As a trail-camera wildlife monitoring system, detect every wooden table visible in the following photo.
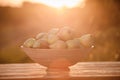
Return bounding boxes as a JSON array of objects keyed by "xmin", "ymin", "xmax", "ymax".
[{"xmin": 0, "ymin": 62, "xmax": 120, "ymax": 80}]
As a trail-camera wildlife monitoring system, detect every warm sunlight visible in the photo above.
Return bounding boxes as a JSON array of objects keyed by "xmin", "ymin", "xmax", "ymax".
[{"xmin": 27, "ymin": 0, "xmax": 85, "ymax": 8}]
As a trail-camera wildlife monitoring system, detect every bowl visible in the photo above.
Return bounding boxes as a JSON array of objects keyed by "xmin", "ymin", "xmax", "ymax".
[{"xmin": 21, "ymin": 46, "xmax": 92, "ymax": 72}]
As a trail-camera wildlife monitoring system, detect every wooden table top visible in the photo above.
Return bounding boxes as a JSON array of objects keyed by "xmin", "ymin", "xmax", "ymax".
[{"xmin": 0, "ymin": 62, "xmax": 120, "ymax": 80}]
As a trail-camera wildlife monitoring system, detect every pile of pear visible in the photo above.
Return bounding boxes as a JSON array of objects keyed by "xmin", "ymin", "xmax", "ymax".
[{"xmin": 23, "ymin": 27, "xmax": 94, "ymax": 49}]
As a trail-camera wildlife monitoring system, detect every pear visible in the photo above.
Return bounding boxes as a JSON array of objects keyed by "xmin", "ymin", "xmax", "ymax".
[
  {"xmin": 24, "ymin": 38, "xmax": 36, "ymax": 48},
  {"xmin": 58, "ymin": 27, "xmax": 74, "ymax": 41},
  {"xmin": 49, "ymin": 40, "xmax": 67, "ymax": 49},
  {"xmin": 48, "ymin": 28, "xmax": 59, "ymax": 35},
  {"xmin": 79, "ymin": 34, "xmax": 94, "ymax": 48},
  {"xmin": 36, "ymin": 32, "xmax": 48, "ymax": 40},
  {"xmin": 66, "ymin": 39, "xmax": 81, "ymax": 49},
  {"xmin": 47, "ymin": 34, "xmax": 60, "ymax": 44},
  {"xmin": 33, "ymin": 39, "xmax": 49, "ymax": 49}
]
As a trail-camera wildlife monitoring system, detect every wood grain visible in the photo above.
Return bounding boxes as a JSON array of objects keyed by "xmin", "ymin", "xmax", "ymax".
[{"xmin": 0, "ymin": 62, "xmax": 120, "ymax": 79}]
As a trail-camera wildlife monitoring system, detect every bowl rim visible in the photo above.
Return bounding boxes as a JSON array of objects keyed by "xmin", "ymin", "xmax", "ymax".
[{"xmin": 21, "ymin": 45, "xmax": 93, "ymax": 51}]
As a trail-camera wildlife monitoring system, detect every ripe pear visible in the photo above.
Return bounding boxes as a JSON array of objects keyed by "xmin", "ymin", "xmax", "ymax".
[
  {"xmin": 66, "ymin": 39, "xmax": 81, "ymax": 49},
  {"xmin": 24, "ymin": 38, "xmax": 36, "ymax": 48},
  {"xmin": 33, "ymin": 39, "xmax": 49, "ymax": 49},
  {"xmin": 58, "ymin": 27, "xmax": 74, "ymax": 41},
  {"xmin": 47, "ymin": 34, "xmax": 60, "ymax": 44},
  {"xmin": 36, "ymin": 32, "xmax": 48, "ymax": 40},
  {"xmin": 49, "ymin": 40, "xmax": 67, "ymax": 49},
  {"xmin": 48, "ymin": 28, "xmax": 59, "ymax": 35},
  {"xmin": 79, "ymin": 34, "xmax": 94, "ymax": 48}
]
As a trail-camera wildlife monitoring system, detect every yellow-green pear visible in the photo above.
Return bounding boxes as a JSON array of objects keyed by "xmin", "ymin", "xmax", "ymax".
[
  {"xmin": 33, "ymin": 39, "xmax": 49, "ymax": 49},
  {"xmin": 24, "ymin": 38, "xmax": 36, "ymax": 48},
  {"xmin": 49, "ymin": 40, "xmax": 67, "ymax": 49},
  {"xmin": 47, "ymin": 34, "xmax": 60, "ymax": 44},
  {"xmin": 79, "ymin": 34, "xmax": 94, "ymax": 47},
  {"xmin": 36, "ymin": 32, "xmax": 48, "ymax": 40},
  {"xmin": 66, "ymin": 39, "xmax": 81, "ymax": 49},
  {"xmin": 48, "ymin": 28, "xmax": 59, "ymax": 35},
  {"xmin": 58, "ymin": 27, "xmax": 74, "ymax": 41}
]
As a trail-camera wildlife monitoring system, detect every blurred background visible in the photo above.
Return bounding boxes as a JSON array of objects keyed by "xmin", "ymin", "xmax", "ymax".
[{"xmin": 0, "ymin": 0, "xmax": 120, "ymax": 63}]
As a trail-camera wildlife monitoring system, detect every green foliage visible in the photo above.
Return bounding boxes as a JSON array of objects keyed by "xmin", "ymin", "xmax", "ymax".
[
  {"xmin": 87, "ymin": 27, "xmax": 120, "ymax": 61},
  {"xmin": 0, "ymin": 45, "xmax": 32, "ymax": 63}
]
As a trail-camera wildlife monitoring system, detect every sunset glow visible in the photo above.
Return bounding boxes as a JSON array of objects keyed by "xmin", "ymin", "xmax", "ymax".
[
  {"xmin": 27, "ymin": 0, "xmax": 85, "ymax": 8},
  {"xmin": 0, "ymin": 0, "xmax": 85, "ymax": 8}
]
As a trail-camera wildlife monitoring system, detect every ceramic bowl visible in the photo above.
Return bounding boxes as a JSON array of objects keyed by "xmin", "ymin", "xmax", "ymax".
[{"xmin": 21, "ymin": 46, "xmax": 92, "ymax": 71}]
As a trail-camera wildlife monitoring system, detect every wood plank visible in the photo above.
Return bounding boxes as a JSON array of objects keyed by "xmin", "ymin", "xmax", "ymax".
[{"xmin": 0, "ymin": 62, "xmax": 120, "ymax": 79}]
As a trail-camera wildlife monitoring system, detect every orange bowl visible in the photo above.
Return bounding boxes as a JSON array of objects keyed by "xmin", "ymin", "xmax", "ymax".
[{"xmin": 21, "ymin": 46, "xmax": 92, "ymax": 71}]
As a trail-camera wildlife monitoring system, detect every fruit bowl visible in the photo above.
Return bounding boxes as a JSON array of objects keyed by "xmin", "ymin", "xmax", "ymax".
[{"xmin": 21, "ymin": 46, "xmax": 92, "ymax": 72}]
